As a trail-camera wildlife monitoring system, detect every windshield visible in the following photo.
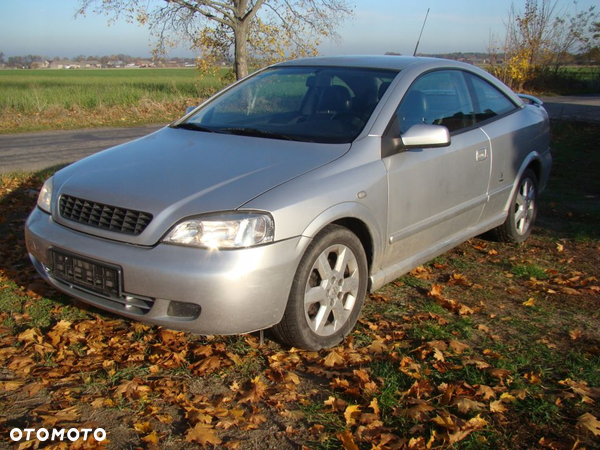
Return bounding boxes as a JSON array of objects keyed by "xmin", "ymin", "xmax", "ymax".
[{"xmin": 181, "ymin": 66, "xmax": 398, "ymax": 144}]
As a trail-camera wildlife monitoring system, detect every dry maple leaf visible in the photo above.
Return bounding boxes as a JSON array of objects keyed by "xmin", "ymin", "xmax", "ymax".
[
  {"xmin": 324, "ymin": 396, "xmax": 348, "ymax": 411},
  {"xmin": 561, "ymin": 287, "xmax": 581, "ymax": 295},
  {"xmin": 344, "ymin": 404, "xmax": 362, "ymax": 426},
  {"xmin": 569, "ymin": 329, "xmax": 583, "ymax": 341},
  {"xmin": 559, "ymin": 378, "xmax": 599, "ymax": 402},
  {"xmin": 447, "ymin": 414, "xmax": 488, "ymax": 445},
  {"xmin": 17, "ymin": 328, "xmax": 43, "ymax": 345},
  {"xmin": 405, "ymin": 400, "xmax": 435, "ymax": 421},
  {"xmin": 141, "ymin": 431, "xmax": 159, "ymax": 446},
  {"xmin": 453, "ymin": 397, "xmax": 485, "ymax": 413},
  {"xmin": 0, "ymin": 380, "xmax": 24, "ymax": 391},
  {"xmin": 239, "ymin": 376, "xmax": 268, "ymax": 403},
  {"xmin": 488, "ymin": 368, "xmax": 511, "ymax": 381},
  {"xmin": 368, "ymin": 339, "xmax": 388, "ymax": 354},
  {"xmin": 538, "ymin": 436, "xmax": 578, "ymax": 450},
  {"xmin": 489, "ymin": 400, "xmax": 508, "ymax": 413},
  {"xmin": 448, "ymin": 273, "xmax": 473, "ymax": 287},
  {"xmin": 190, "ymin": 355, "xmax": 222, "ymax": 375},
  {"xmin": 369, "ymin": 397, "xmax": 380, "ymax": 416},
  {"xmin": 185, "ymin": 423, "xmax": 222, "ymax": 447},
  {"xmin": 475, "ymin": 385, "xmax": 496, "ymax": 400},
  {"xmin": 134, "ymin": 421, "xmax": 153, "ymax": 433},
  {"xmin": 322, "ymin": 350, "xmax": 345, "ymax": 367},
  {"xmin": 337, "ymin": 430, "xmax": 359, "ymax": 450},
  {"xmin": 449, "ymin": 340, "xmax": 470, "ymax": 354},
  {"xmin": 428, "ymin": 284, "xmax": 444, "ymax": 298},
  {"xmin": 522, "ymin": 297, "xmax": 536, "ymax": 307},
  {"xmin": 431, "ymin": 412, "xmax": 457, "ymax": 430},
  {"xmin": 577, "ymin": 413, "xmax": 600, "ymax": 436}
]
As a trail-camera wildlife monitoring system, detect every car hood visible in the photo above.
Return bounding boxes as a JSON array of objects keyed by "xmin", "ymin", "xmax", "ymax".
[{"xmin": 52, "ymin": 127, "xmax": 349, "ymax": 245}]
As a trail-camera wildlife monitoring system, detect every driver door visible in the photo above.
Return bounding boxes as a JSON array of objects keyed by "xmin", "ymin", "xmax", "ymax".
[{"xmin": 383, "ymin": 69, "xmax": 491, "ymax": 266}]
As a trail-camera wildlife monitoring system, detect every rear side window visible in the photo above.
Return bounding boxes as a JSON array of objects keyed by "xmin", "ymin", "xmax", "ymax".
[
  {"xmin": 396, "ymin": 70, "xmax": 475, "ymax": 133},
  {"xmin": 466, "ymin": 74, "xmax": 517, "ymax": 123}
]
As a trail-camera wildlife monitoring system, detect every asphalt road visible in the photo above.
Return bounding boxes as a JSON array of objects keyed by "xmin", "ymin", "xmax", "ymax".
[
  {"xmin": 0, "ymin": 124, "xmax": 164, "ymax": 174},
  {"xmin": 539, "ymin": 94, "xmax": 600, "ymax": 123},
  {"xmin": 0, "ymin": 94, "xmax": 598, "ymax": 174}
]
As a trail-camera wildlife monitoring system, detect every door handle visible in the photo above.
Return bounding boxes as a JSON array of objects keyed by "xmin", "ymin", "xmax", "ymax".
[{"xmin": 476, "ymin": 148, "xmax": 488, "ymax": 162}]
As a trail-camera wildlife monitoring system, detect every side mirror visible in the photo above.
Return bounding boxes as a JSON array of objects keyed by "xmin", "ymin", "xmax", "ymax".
[
  {"xmin": 401, "ymin": 124, "xmax": 450, "ymax": 148},
  {"xmin": 185, "ymin": 106, "xmax": 198, "ymax": 115}
]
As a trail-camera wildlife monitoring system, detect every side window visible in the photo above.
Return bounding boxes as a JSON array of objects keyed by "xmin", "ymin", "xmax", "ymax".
[
  {"xmin": 466, "ymin": 73, "xmax": 517, "ymax": 123},
  {"xmin": 396, "ymin": 70, "xmax": 474, "ymax": 134}
]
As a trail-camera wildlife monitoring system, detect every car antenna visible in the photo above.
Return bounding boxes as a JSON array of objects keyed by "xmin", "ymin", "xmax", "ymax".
[{"xmin": 413, "ymin": 8, "xmax": 430, "ymax": 57}]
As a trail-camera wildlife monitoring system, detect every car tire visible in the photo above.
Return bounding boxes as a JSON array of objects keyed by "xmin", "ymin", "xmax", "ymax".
[
  {"xmin": 492, "ymin": 169, "xmax": 538, "ymax": 243},
  {"xmin": 272, "ymin": 224, "xmax": 368, "ymax": 350}
]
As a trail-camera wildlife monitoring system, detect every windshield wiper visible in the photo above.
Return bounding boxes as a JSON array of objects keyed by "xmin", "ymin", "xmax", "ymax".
[
  {"xmin": 171, "ymin": 123, "xmax": 216, "ymax": 133},
  {"xmin": 219, "ymin": 127, "xmax": 298, "ymax": 141}
]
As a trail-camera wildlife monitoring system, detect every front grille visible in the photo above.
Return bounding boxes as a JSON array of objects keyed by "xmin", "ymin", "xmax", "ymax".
[
  {"xmin": 59, "ymin": 195, "xmax": 152, "ymax": 235},
  {"xmin": 51, "ymin": 250, "xmax": 121, "ymax": 298}
]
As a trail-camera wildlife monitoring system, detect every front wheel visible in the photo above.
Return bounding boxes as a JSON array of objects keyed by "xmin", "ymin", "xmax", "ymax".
[
  {"xmin": 492, "ymin": 169, "xmax": 538, "ymax": 243},
  {"xmin": 272, "ymin": 224, "xmax": 368, "ymax": 350}
]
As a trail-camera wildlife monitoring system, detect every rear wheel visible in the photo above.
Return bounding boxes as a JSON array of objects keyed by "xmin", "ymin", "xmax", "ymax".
[
  {"xmin": 272, "ymin": 224, "xmax": 368, "ymax": 350},
  {"xmin": 492, "ymin": 169, "xmax": 538, "ymax": 243}
]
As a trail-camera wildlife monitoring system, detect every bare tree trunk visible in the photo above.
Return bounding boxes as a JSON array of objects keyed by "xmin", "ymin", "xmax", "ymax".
[
  {"xmin": 233, "ymin": 21, "xmax": 248, "ymax": 80},
  {"xmin": 232, "ymin": 0, "xmax": 249, "ymax": 80}
]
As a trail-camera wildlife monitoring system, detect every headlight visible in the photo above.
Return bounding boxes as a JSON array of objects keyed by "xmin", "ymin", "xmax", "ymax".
[
  {"xmin": 163, "ymin": 213, "xmax": 274, "ymax": 249},
  {"xmin": 37, "ymin": 177, "xmax": 53, "ymax": 214}
]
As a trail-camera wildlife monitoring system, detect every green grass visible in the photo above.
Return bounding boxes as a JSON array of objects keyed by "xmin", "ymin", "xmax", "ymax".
[
  {"xmin": 0, "ymin": 68, "xmax": 224, "ymax": 113},
  {"xmin": 0, "ymin": 68, "xmax": 230, "ymax": 133},
  {"xmin": 511, "ymin": 263, "xmax": 548, "ymax": 280}
]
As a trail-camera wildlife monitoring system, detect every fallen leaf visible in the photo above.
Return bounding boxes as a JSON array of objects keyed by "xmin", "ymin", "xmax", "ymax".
[
  {"xmin": 488, "ymin": 368, "xmax": 511, "ymax": 381},
  {"xmin": 577, "ymin": 413, "xmax": 600, "ymax": 436},
  {"xmin": 453, "ymin": 397, "xmax": 485, "ymax": 413},
  {"xmin": 449, "ymin": 340, "xmax": 470, "ymax": 354},
  {"xmin": 522, "ymin": 297, "xmax": 536, "ymax": 307},
  {"xmin": 475, "ymin": 385, "xmax": 496, "ymax": 400},
  {"xmin": 337, "ymin": 430, "xmax": 359, "ymax": 450},
  {"xmin": 569, "ymin": 329, "xmax": 583, "ymax": 341},
  {"xmin": 431, "ymin": 412, "xmax": 456, "ymax": 430},
  {"xmin": 134, "ymin": 421, "xmax": 153, "ymax": 433},
  {"xmin": 344, "ymin": 404, "xmax": 361, "ymax": 426},
  {"xmin": 141, "ymin": 431, "xmax": 159, "ymax": 445},
  {"xmin": 185, "ymin": 423, "xmax": 222, "ymax": 447},
  {"xmin": 490, "ymin": 400, "xmax": 507, "ymax": 413},
  {"xmin": 322, "ymin": 350, "xmax": 344, "ymax": 367},
  {"xmin": 369, "ymin": 397, "xmax": 380, "ymax": 416}
]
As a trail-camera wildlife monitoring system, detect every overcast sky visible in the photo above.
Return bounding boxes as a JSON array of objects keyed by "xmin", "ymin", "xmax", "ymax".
[{"xmin": 0, "ymin": 0, "xmax": 596, "ymax": 58}]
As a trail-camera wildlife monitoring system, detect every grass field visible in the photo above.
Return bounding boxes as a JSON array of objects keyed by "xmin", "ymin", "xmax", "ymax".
[
  {"xmin": 0, "ymin": 68, "xmax": 228, "ymax": 133},
  {"xmin": 0, "ymin": 122, "xmax": 599, "ymax": 449}
]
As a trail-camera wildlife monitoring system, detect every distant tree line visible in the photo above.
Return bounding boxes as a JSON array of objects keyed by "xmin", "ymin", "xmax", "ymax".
[{"xmin": 0, "ymin": 53, "xmax": 200, "ymax": 69}]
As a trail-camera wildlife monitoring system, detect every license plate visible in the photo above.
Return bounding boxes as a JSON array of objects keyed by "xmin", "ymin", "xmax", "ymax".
[{"xmin": 50, "ymin": 250, "xmax": 121, "ymax": 298}]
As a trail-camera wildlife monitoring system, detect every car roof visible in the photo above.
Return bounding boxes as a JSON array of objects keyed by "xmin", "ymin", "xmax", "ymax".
[{"xmin": 275, "ymin": 55, "xmax": 463, "ymax": 71}]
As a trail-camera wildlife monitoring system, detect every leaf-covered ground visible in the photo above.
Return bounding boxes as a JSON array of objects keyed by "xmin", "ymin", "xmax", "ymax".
[{"xmin": 0, "ymin": 121, "xmax": 599, "ymax": 449}]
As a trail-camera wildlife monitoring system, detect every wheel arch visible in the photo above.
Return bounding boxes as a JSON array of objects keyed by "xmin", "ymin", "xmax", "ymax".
[
  {"xmin": 503, "ymin": 152, "xmax": 541, "ymax": 214},
  {"xmin": 301, "ymin": 202, "xmax": 383, "ymax": 277}
]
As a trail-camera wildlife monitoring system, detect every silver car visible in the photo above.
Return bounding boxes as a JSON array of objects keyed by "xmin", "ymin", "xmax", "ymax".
[{"xmin": 25, "ymin": 56, "xmax": 551, "ymax": 350}]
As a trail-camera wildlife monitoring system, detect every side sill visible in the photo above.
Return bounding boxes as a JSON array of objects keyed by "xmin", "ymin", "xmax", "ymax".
[{"xmin": 370, "ymin": 212, "xmax": 506, "ymax": 292}]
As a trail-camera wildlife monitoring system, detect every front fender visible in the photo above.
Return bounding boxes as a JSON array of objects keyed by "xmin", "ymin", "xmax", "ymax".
[{"xmin": 301, "ymin": 202, "xmax": 384, "ymax": 275}]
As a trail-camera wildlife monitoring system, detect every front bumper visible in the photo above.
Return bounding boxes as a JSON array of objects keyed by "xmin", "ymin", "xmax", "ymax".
[{"xmin": 25, "ymin": 207, "xmax": 309, "ymax": 334}]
